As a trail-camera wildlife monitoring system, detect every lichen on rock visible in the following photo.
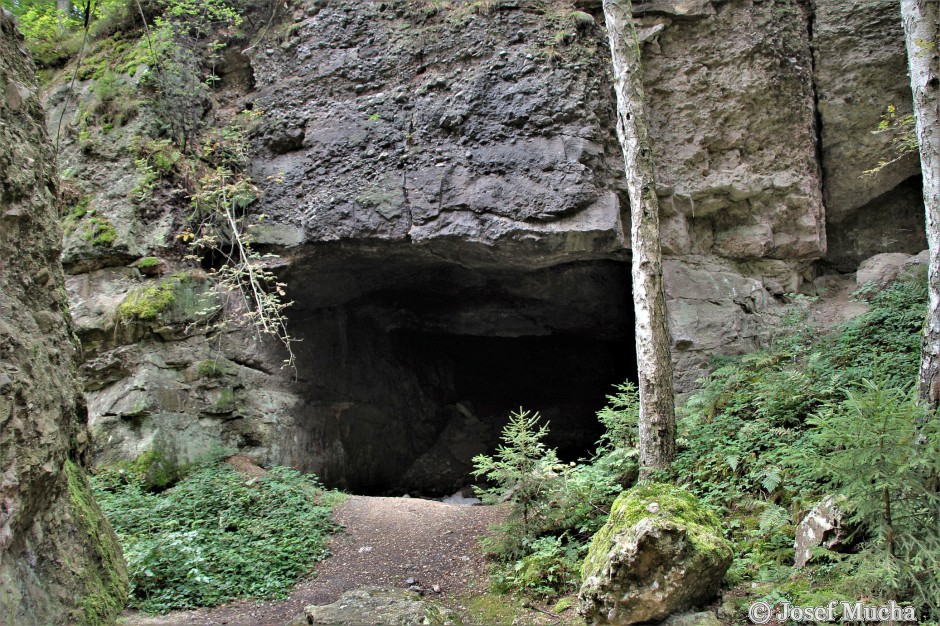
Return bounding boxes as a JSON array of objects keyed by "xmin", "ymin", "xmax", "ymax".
[{"xmin": 578, "ymin": 483, "xmax": 732, "ymax": 625}]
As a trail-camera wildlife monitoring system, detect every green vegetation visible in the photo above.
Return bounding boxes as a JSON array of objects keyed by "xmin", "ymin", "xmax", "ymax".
[
  {"xmin": 581, "ymin": 483, "xmax": 731, "ymax": 577},
  {"xmin": 118, "ymin": 276, "xmax": 179, "ymax": 321},
  {"xmin": 62, "ymin": 192, "xmax": 90, "ymax": 234},
  {"xmin": 472, "ymin": 394, "xmax": 639, "ymax": 597},
  {"xmin": 476, "ymin": 270, "xmax": 939, "ymax": 619},
  {"xmin": 109, "ymin": 449, "xmax": 186, "ymax": 491},
  {"xmin": 117, "ymin": 271, "xmax": 217, "ymax": 323},
  {"xmin": 195, "ymin": 358, "xmax": 231, "ymax": 378},
  {"xmin": 83, "ymin": 215, "xmax": 117, "ymax": 246},
  {"xmin": 64, "ymin": 460, "xmax": 129, "ymax": 626},
  {"xmin": 135, "ymin": 256, "xmax": 162, "ymax": 270},
  {"xmin": 92, "ymin": 456, "xmax": 342, "ymax": 613},
  {"xmin": 797, "ymin": 378, "xmax": 940, "ymax": 612}
]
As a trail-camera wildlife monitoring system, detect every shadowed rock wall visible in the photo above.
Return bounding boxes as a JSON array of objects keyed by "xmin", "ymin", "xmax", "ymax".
[
  {"xmin": 52, "ymin": 0, "xmax": 925, "ymax": 493},
  {"xmin": 0, "ymin": 10, "xmax": 127, "ymax": 624}
]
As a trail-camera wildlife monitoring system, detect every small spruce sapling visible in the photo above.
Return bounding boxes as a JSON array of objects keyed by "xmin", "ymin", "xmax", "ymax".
[
  {"xmin": 472, "ymin": 408, "xmax": 561, "ymax": 535},
  {"xmin": 798, "ymin": 376, "xmax": 940, "ymax": 614}
]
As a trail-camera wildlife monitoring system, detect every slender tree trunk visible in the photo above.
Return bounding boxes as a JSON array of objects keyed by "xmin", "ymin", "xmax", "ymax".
[
  {"xmin": 901, "ymin": 0, "xmax": 940, "ymax": 407},
  {"xmin": 603, "ymin": 0, "xmax": 676, "ymax": 474}
]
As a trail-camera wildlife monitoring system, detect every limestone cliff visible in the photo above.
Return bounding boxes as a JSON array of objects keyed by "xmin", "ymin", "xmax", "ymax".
[
  {"xmin": 46, "ymin": 0, "xmax": 925, "ymax": 495},
  {"xmin": 0, "ymin": 10, "xmax": 128, "ymax": 624}
]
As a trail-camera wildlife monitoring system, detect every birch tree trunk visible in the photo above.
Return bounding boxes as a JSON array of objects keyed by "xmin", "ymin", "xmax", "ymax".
[
  {"xmin": 603, "ymin": 0, "xmax": 676, "ymax": 473},
  {"xmin": 901, "ymin": 0, "xmax": 940, "ymax": 406}
]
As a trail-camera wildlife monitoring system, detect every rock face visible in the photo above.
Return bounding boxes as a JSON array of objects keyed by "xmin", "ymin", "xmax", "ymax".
[
  {"xmin": 856, "ymin": 252, "xmax": 918, "ymax": 292},
  {"xmin": 793, "ymin": 495, "xmax": 851, "ymax": 568},
  {"xmin": 578, "ymin": 483, "xmax": 732, "ymax": 625},
  {"xmin": 813, "ymin": 0, "xmax": 926, "ymax": 270},
  {"xmin": 0, "ymin": 11, "xmax": 128, "ymax": 625},
  {"xmin": 49, "ymin": 0, "xmax": 924, "ymax": 494},
  {"xmin": 287, "ymin": 587, "xmax": 460, "ymax": 626}
]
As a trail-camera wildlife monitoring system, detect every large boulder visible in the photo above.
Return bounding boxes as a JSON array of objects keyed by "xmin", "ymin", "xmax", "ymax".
[
  {"xmin": 578, "ymin": 484, "xmax": 732, "ymax": 625},
  {"xmin": 287, "ymin": 587, "xmax": 461, "ymax": 626},
  {"xmin": 856, "ymin": 252, "xmax": 915, "ymax": 292},
  {"xmin": 0, "ymin": 10, "xmax": 128, "ymax": 624}
]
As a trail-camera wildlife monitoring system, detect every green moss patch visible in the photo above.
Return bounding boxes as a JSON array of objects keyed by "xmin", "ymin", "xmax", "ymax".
[
  {"xmin": 582, "ymin": 483, "xmax": 731, "ymax": 579},
  {"xmin": 83, "ymin": 216, "xmax": 117, "ymax": 246},
  {"xmin": 195, "ymin": 359, "xmax": 230, "ymax": 378},
  {"xmin": 64, "ymin": 460, "xmax": 129, "ymax": 625},
  {"xmin": 118, "ymin": 272, "xmax": 218, "ymax": 324},
  {"xmin": 135, "ymin": 256, "xmax": 162, "ymax": 270},
  {"xmin": 118, "ymin": 278, "xmax": 178, "ymax": 321}
]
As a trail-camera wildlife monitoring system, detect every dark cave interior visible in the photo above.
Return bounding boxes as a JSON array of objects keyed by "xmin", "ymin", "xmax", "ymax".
[{"xmin": 281, "ymin": 243, "xmax": 637, "ymax": 496}]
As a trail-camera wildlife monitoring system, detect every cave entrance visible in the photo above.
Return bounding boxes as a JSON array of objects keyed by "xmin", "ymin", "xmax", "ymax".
[{"xmin": 282, "ymin": 243, "xmax": 636, "ymax": 497}]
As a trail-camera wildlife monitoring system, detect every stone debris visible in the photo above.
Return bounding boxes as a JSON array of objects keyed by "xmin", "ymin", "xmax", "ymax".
[
  {"xmin": 286, "ymin": 587, "xmax": 460, "ymax": 626},
  {"xmin": 794, "ymin": 495, "xmax": 852, "ymax": 568}
]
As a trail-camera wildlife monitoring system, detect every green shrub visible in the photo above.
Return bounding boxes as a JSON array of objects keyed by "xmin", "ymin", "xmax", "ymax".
[
  {"xmin": 473, "ymin": 388, "xmax": 640, "ymax": 600},
  {"xmin": 668, "ymin": 270, "xmax": 932, "ymax": 607},
  {"xmin": 491, "ymin": 535, "xmax": 582, "ymax": 597},
  {"xmin": 672, "ymin": 270, "xmax": 928, "ymax": 514},
  {"xmin": 92, "ymin": 458, "xmax": 341, "ymax": 613},
  {"xmin": 798, "ymin": 377, "xmax": 940, "ymax": 616},
  {"xmin": 472, "ymin": 408, "xmax": 561, "ymax": 534}
]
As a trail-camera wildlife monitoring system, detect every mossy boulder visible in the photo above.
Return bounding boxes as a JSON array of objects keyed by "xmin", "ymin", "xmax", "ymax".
[{"xmin": 578, "ymin": 483, "xmax": 732, "ymax": 625}]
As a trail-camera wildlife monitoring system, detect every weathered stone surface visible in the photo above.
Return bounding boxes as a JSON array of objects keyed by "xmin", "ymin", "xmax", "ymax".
[
  {"xmin": 289, "ymin": 587, "xmax": 460, "ymax": 625},
  {"xmin": 249, "ymin": 1, "xmax": 628, "ymax": 260},
  {"xmin": 250, "ymin": 0, "xmax": 824, "ymax": 263},
  {"xmin": 813, "ymin": 0, "xmax": 921, "ymax": 226},
  {"xmin": 49, "ymin": 0, "xmax": 918, "ymax": 494},
  {"xmin": 644, "ymin": 0, "xmax": 824, "ymax": 262},
  {"xmin": 794, "ymin": 495, "xmax": 850, "ymax": 568},
  {"xmin": 856, "ymin": 252, "xmax": 914, "ymax": 291},
  {"xmin": 579, "ymin": 484, "xmax": 732, "ymax": 625},
  {"xmin": 0, "ymin": 11, "xmax": 127, "ymax": 624},
  {"xmin": 664, "ymin": 257, "xmax": 782, "ymax": 391}
]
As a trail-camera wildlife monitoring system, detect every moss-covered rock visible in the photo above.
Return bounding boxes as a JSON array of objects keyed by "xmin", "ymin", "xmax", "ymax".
[
  {"xmin": 0, "ymin": 11, "xmax": 128, "ymax": 625},
  {"xmin": 117, "ymin": 271, "xmax": 219, "ymax": 324},
  {"xmin": 578, "ymin": 483, "xmax": 733, "ymax": 625},
  {"xmin": 64, "ymin": 461, "xmax": 130, "ymax": 625}
]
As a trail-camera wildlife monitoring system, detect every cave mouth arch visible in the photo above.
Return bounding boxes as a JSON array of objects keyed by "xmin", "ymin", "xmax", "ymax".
[{"xmin": 280, "ymin": 242, "xmax": 636, "ymax": 497}]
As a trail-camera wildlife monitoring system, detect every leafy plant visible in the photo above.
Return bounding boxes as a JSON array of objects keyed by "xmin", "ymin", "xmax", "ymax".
[
  {"xmin": 474, "ymin": 387, "xmax": 640, "ymax": 601},
  {"xmin": 491, "ymin": 535, "xmax": 583, "ymax": 597},
  {"xmin": 669, "ymin": 269, "xmax": 933, "ymax": 611},
  {"xmin": 92, "ymin": 457, "xmax": 342, "ymax": 613}
]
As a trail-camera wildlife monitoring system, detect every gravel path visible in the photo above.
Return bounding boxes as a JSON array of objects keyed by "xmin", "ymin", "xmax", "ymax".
[{"xmin": 118, "ymin": 495, "xmax": 508, "ymax": 626}]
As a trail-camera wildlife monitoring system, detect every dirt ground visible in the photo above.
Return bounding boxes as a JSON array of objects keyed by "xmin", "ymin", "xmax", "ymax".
[{"xmin": 116, "ymin": 494, "xmax": 548, "ymax": 626}]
